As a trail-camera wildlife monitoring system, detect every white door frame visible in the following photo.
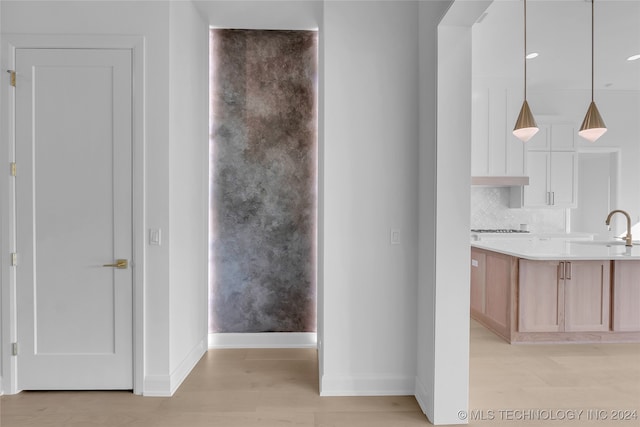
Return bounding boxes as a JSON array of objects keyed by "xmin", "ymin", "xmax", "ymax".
[{"xmin": 0, "ymin": 34, "xmax": 146, "ymax": 395}]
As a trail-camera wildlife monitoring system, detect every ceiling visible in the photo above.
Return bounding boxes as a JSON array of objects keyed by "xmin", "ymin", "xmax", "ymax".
[{"xmin": 472, "ymin": 0, "xmax": 640, "ymax": 92}]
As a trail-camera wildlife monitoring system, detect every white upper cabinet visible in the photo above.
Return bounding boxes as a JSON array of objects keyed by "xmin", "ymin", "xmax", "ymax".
[
  {"xmin": 519, "ymin": 151, "xmax": 550, "ymax": 207},
  {"xmin": 510, "ymin": 124, "xmax": 578, "ymax": 208},
  {"xmin": 549, "ymin": 123, "xmax": 576, "ymax": 151},
  {"xmin": 513, "ymin": 150, "xmax": 577, "ymax": 208},
  {"xmin": 471, "ymin": 88, "xmax": 525, "ymax": 177},
  {"xmin": 471, "ymin": 89, "xmax": 489, "ymax": 176}
]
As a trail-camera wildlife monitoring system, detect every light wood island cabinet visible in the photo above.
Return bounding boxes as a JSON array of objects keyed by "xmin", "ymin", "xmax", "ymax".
[
  {"xmin": 612, "ymin": 260, "xmax": 640, "ymax": 331},
  {"xmin": 519, "ymin": 259, "xmax": 610, "ymax": 333},
  {"xmin": 470, "ymin": 248, "xmax": 517, "ymax": 341},
  {"xmin": 470, "ymin": 249, "xmax": 516, "ymax": 339},
  {"xmin": 518, "ymin": 260, "xmax": 563, "ymax": 333},
  {"xmin": 470, "ymin": 247, "xmax": 639, "ymax": 344}
]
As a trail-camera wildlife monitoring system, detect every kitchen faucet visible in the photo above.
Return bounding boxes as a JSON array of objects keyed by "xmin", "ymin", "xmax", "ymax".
[{"xmin": 605, "ymin": 209, "xmax": 633, "ymax": 247}]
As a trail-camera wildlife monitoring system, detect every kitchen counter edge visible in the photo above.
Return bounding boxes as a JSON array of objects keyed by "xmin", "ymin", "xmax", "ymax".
[{"xmin": 470, "ymin": 240, "xmax": 640, "ymax": 261}]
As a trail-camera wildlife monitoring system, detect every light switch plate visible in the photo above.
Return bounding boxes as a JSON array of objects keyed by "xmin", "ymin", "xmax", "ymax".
[
  {"xmin": 149, "ymin": 228, "xmax": 162, "ymax": 246},
  {"xmin": 390, "ymin": 229, "xmax": 400, "ymax": 245}
]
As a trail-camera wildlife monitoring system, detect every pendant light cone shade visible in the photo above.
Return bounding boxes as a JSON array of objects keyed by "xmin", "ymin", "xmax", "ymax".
[
  {"xmin": 513, "ymin": 100, "xmax": 539, "ymax": 142},
  {"xmin": 580, "ymin": 0, "xmax": 607, "ymax": 143},
  {"xmin": 579, "ymin": 101, "xmax": 607, "ymax": 142},
  {"xmin": 513, "ymin": 0, "xmax": 538, "ymax": 143}
]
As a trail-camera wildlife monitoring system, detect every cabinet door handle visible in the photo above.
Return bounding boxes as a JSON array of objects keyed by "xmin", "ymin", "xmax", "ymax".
[
  {"xmin": 566, "ymin": 262, "xmax": 571, "ymax": 279},
  {"xmin": 551, "ymin": 191, "xmax": 555, "ymax": 205},
  {"xmin": 559, "ymin": 261, "xmax": 565, "ymax": 280}
]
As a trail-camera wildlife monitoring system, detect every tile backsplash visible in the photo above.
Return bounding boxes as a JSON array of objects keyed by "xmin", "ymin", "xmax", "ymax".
[{"xmin": 471, "ymin": 187, "xmax": 566, "ymax": 233}]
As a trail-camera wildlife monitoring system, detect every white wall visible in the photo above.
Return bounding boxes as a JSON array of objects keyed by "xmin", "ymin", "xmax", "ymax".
[
  {"xmin": 168, "ymin": 0, "xmax": 209, "ymax": 393},
  {"xmin": 0, "ymin": 0, "xmax": 3, "ymax": 396},
  {"xmin": 322, "ymin": 0, "xmax": 420, "ymax": 396},
  {"xmin": 194, "ymin": 0, "xmax": 322, "ymax": 30}
]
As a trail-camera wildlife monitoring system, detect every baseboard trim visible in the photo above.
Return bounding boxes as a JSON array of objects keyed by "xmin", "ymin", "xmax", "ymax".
[
  {"xmin": 320, "ymin": 374, "xmax": 414, "ymax": 396},
  {"xmin": 143, "ymin": 337, "xmax": 206, "ymax": 397},
  {"xmin": 143, "ymin": 375, "xmax": 171, "ymax": 397},
  {"xmin": 414, "ymin": 376, "xmax": 434, "ymax": 421},
  {"xmin": 170, "ymin": 337, "xmax": 207, "ymax": 395},
  {"xmin": 208, "ymin": 332, "xmax": 317, "ymax": 349}
]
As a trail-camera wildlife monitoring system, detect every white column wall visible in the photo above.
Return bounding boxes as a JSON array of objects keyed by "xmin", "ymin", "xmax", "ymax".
[
  {"xmin": 434, "ymin": 24, "xmax": 472, "ymax": 424},
  {"xmin": 322, "ymin": 0, "xmax": 420, "ymax": 396},
  {"xmin": 417, "ymin": 0, "xmax": 482, "ymax": 424},
  {"xmin": 417, "ymin": 1, "xmax": 444, "ymax": 419},
  {"xmin": 168, "ymin": 0, "xmax": 209, "ymax": 394},
  {"xmin": 0, "ymin": 0, "xmax": 4, "ymax": 396}
]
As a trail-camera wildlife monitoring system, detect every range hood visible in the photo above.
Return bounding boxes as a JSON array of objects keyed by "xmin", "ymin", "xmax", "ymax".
[{"xmin": 471, "ymin": 176, "xmax": 529, "ymax": 187}]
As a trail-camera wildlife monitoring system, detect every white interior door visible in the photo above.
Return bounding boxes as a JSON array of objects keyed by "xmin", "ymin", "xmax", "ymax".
[{"xmin": 15, "ymin": 48, "xmax": 133, "ymax": 390}]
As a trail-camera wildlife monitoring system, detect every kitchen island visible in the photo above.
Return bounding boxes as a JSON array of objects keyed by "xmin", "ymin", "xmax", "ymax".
[{"xmin": 470, "ymin": 238, "xmax": 640, "ymax": 343}]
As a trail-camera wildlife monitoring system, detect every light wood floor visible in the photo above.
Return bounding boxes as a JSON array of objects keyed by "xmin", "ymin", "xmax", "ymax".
[{"xmin": 1, "ymin": 320, "xmax": 638, "ymax": 426}]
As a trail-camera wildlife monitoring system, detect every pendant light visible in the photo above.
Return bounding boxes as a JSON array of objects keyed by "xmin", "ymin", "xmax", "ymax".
[
  {"xmin": 513, "ymin": 0, "xmax": 539, "ymax": 142},
  {"xmin": 579, "ymin": 0, "xmax": 607, "ymax": 142}
]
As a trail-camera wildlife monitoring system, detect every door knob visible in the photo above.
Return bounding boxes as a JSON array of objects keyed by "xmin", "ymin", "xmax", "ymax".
[{"xmin": 103, "ymin": 259, "xmax": 128, "ymax": 269}]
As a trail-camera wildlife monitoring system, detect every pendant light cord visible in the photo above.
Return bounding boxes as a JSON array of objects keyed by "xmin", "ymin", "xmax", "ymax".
[
  {"xmin": 591, "ymin": 0, "xmax": 595, "ymax": 102},
  {"xmin": 524, "ymin": 0, "xmax": 528, "ymax": 100}
]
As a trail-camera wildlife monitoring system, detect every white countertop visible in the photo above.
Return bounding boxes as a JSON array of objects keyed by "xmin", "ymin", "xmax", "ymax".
[{"xmin": 471, "ymin": 237, "xmax": 640, "ymax": 260}]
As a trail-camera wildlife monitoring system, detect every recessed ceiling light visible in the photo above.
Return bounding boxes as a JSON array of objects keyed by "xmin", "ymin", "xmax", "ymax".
[
  {"xmin": 526, "ymin": 52, "xmax": 539, "ymax": 59},
  {"xmin": 627, "ymin": 54, "xmax": 640, "ymax": 61}
]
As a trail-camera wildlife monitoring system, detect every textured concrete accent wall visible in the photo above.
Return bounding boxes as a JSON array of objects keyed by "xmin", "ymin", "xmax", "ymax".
[{"xmin": 210, "ymin": 29, "xmax": 317, "ymax": 333}]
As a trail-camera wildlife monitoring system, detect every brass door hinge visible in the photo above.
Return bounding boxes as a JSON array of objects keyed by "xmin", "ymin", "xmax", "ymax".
[
  {"xmin": 10, "ymin": 162, "xmax": 16, "ymax": 177},
  {"xmin": 8, "ymin": 70, "xmax": 16, "ymax": 87},
  {"xmin": 11, "ymin": 343, "xmax": 18, "ymax": 356},
  {"xmin": 10, "ymin": 253, "xmax": 17, "ymax": 266}
]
